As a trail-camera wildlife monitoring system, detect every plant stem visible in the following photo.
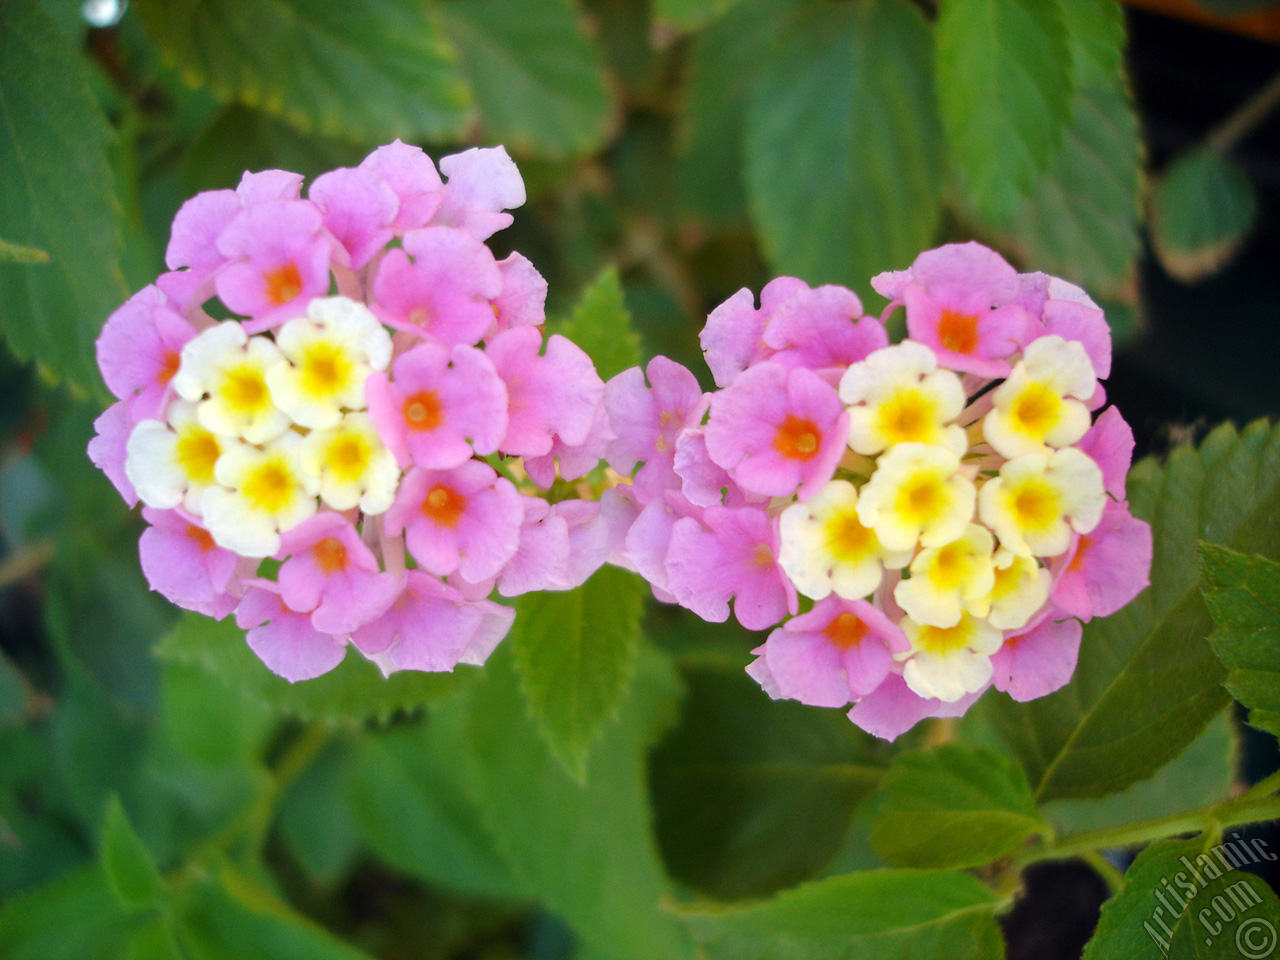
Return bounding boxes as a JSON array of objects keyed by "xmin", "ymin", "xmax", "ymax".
[
  {"xmin": 1207, "ymin": 69, "xmax": 1280, "ymax": 154},
  {"xmin": 1015, "ymin": 794, "xmax": 1280, "ymax": 869},
  {"xmin": 1242, "ymin": 767, "xmax": 1280, "ymax": 803},
  {"xmin": 1081, "ymin": 850, "xmax": 1127, "ymax": 895}
]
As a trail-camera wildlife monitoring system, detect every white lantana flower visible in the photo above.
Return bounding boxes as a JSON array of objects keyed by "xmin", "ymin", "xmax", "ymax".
[{"xmin": 173, "ymin": 321, "xmax": 290, "ymax": 444}]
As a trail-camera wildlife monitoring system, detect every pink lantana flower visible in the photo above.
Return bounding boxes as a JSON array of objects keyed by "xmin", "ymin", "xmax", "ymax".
[
  {"xmin": 371, "ymin": 226, "xmax": 503, "ymax": 343},
  {"xmin": 1077, "ymin": 406, "xmax": 1136, "ymax": 501},
  {"xmin": 276, "ymin": 512, "xmax": 402, "ymax": 636},
  {"xmin": 847, "ymin": 671, "xmax": 987, "ymax": 742},
  {"xmin": 747, "ymin": 597, "xmax": 910, "ymax": 707},
  {"xmin": 699, "ymin": 277, "xmax": 809, "ymax": 388},
  {"xmin": 88, "ymin": 401, "xmax": 138, "ymax": 506},
  {"xmin": 1050, "ymin": 501, "xmax": 1152, "ymax": 622},
  {"xmin": 365, "ymin": 341, "xmax": 508, "ymax": 469},
  {"xmin": 236, "ymin": 584, "xmax": 349, "ymax": 683},
  {"xmin": 215, "ymin": 201, "xmax": 334, "ymax": 332},
  {"xmin": 703, "ymin": 362, "xmax": 848, "ymax": 500},
  {"xmin": 434, "ymin": 146, "xmax": 526, "ymax": 241},
  {"xmin": 665, "ymin": 505, "xmax": 797, "ymax": 631},
  {"xmin": 759, "ymin": 284, "xmax": 889, "ymax": 379},
  {"xmin": 874, "ymin": 242, "xmax": 1032, "ymax": 378},
  {"xmin": 308, "ymin": 166, "xmax": 400, "ymax": 270},
  {"xmin": 486, "ymin": 327, "xmax": 605, "ymax": 458},
  {"xmin": 605, "ymin": 356, "xmax": 708, "ymax": 501},
  {"xmin": 96, "ymin": 286, "xmax": 198, "ymax": 421},
  {"xmin": 989, "ymin": 613, "xmax": 1083, "ymax": 702},
  {"xmin": 138, "ymin": 507, "xmax": 244, "ymax": 619},
  {"xmin": 491, "ymin": 253, "xmax": 548, "ymax": 332},
  {"xmin": 384, "ymin": 461, "xmax": 524, "ymax": 583},
  {"xmin": 358, "ymin": 140, "xmax": 444, "ymax": 232}
]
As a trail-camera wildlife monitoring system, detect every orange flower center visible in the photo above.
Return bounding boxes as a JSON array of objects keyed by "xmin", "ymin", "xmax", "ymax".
[
  {"xmin": 773, "ymin": 415, "xmax": 821, "ymax": 461},
  {"xmin": 313, "ymin": 537, "xmax": 348, "ymax": 574},
  {"xmin": 157, "ymin": 350, "xmax": 180, "ymax": 386},
  {"xmin": 824, "ymin": 612, "xmax": 869, "ymax": 650},
  {"xmin": 185, "ymin": 524, "xmax": 216, "ymax": 552},
  {"xmin": 423, "ymin": 485, "xmax": 466, "ymax": 528},
  {"xmin": 937, "ymin": 309, "xmax": 979, "ymax": 355},
  {"xmin": 403, "ymin": 391, "xmax": 444, "ymax": 431},
  {"xmin": 264, "ymin": 263, "xmax": 303, "ymax": 305}
]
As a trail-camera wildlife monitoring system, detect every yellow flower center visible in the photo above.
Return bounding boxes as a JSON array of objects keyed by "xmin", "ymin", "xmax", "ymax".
[
  {"xmin": 299, "ymin": 341, "xmax": 355, "ymax": 399},
  {"xmin": 1010, "ymin": 382, "xmax": 1063, "ymax": 438},
  {"xmin": 824, "ymin": 510, "xmax": 876, "ymax": 562},
  {"xmin": 242, "ymin": 459, "xmax": 296, "ymax": 513},
  {"xmin": 897, "ymin": 473, "xmax": 948, "ymax": 527},
  {"xmin": 175, "ymin": 427, "xmax": 221, "ymax": 483},
  {"xmin": 876, "ymin": 388, "xmax": 937, "ymax": 445},
  {"xmin": 221, "ymin": 365, "xmax": 270, "ymax": 413},
  {"xmin": 326, "ymin": 434, "xmax": 370, "ymax": 482},
  {"xmin": 1011, "ymin": 478, "xmax": 1061, "ymax": 533},
  {"xmin": 915, "ymin": 619, "xmax": 975, "ymax": 656}
]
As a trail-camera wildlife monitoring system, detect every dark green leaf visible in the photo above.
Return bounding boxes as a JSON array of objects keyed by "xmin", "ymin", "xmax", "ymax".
[
  {"xmin": 998, "ymin": 0, "xmax": 1141, "ymax": 300},
  {"xmin": 677, "ymin": 869, "xmax": 1003, "ymax": 960},
  {"xmin": 513, "ymin": 564, "xmax": 644, "ymax": 780},
  {"xmin": 0, "ymin": 0, "xmax": 128, "ymax": 391},
  {"xmin": 555, "ymin": 267, "xmax": 642, "ymax": 382},
  {"xmin": 133, "ymin": 0, "xmax": 471, "ymax": 142},
  {"xmin": 870, "ymin": 744, "xmax": 1047, "ymax": 869},
  {"xmin": 439, "ymin": 0, "xmax": 614, "ymax": 159},
  {"xmin": 651, "ymin": 658, "xmax": 887, "ymax": 899},
  {"xmin": 1152, "ymin": 150, "xmax": 1258, "ymax": 283},
  {"xmin": 1082, "ymin": 833, "xmax": 1280, "ymax": 960},
  {"xmin": 101, "ymin": 796, "xmax": 168, "ymax": 911},
  {"xmin": 346, "ymin": 725, "xmax": 518, "ymax": 897},
  {"xmin": 936, "ymin": 0, "xmax": 1074, "ymax": 221},
  {"xmin": 126, "ymin": 917, "xmax": 184, "ymax": 960},
  {"xmin": 462, "ymin": 645, "xmax": 697, "ymax": 959},
  {"xmin": 1042, "ymin": 711, "xmax": 1236, "ymax": 834},
  {"xmin": 743, "ymin": 0, "xmax": 944, "ymax": 299},
  {"xmin": 0, "ymin": 238, "xmax": 50, "ymax": 264},
  {"xmin": 1202, "ymin": 544, "xmax": 1280, "ymax": 737},
  {"xmin": 155, "ymin": 612, "xmax": 463, "ymax": 723},
  {"xmin": 990, "ymin": 420, "xmax": 1280, "ymax": 802},
  {"xmin": 277, "ymin": 744, "xmax": 361, "ymax": 885},
  {"xmin": 0, "ymin": 865, "xmax": 133, "ymax": 960}
]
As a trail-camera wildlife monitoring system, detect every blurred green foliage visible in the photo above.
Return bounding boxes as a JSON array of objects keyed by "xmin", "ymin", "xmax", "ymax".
[{"xmin": 1, "ymin": 0, "xmax": 1278, "ymax": 957}]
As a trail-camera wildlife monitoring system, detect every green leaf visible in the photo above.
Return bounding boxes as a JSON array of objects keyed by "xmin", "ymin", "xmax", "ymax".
[
  {"xmin": 133, "ymin": 0, "xmax": 471, "ymax": 142},
  {"xmin": 869, "ymin": 744, "xmax": 1048, "ymax": 869},
  {"xmin": 677, "ymin": 869, "xmax": 1003, "ymax": 960},
  {"xmin": 655, "ymin": 0, "xmax": 745, "ymax": 33},
  {"xmin": 0, "ymin": 238, "xmax": 50, "ymax": 264},
  {"xmin": 155, "ymin": 612, "xmax": 463, "ymax": 723},
  {"xmin": 438, "ymin": 0, "xmax": 614, "ymax": 159},
  {"xmin": 651, "ymin": 657, "xmax": 887, "ymax": 899},
  {"xmin": 989, "ymin": 420, "xmax": 1280, "ymax": 802},
  {"xmin": 0, "ymin": 865, "xmax": 133, "ymax": 960},
  {"xmin": 277, "ymin": 744, "xmax": 362, "ymax": 885},
  {"xmin": 512, "ymin": 567, "xmax": 643, "ymax": 780},
  {"xmin": 1202, "ymin": 544, "xmax": 1280, "ymax": 737},
  {"xmin": 101, "ymin": 796, "xmax": 168, "ymax": 911},
  {"xmin": 1152, "ymin": 150, "xmax": 1258, "ymax": 284},
  {"xmin": 0, "ymin": 0, "xmax": 128, "ymax": 391},
  {"xmin": 743, "ymin": 0, "xmax": 944, "ymax": 299},
  {"xmin": 998, "ymin": 0, "xmax": 1141, "ymax": 300},
  {"xmin": 936, "ymin": 0, "xmax": 1074, "ymax": 222},
  {"xmin": 1042, "ymin": 710, "xmax": 1237, "ymax": 835},
  {"xmin": 555, "ymin": 267, "xmax": 642, "ymax": 383},
  {"xmin": 675, "ymin": 0, "xmax": 805, "ymax": 224},
  {"xmin": 346, "ymin": 725, "xmax": 518, "ymax": 897},
  {"xmin": 1082, "ymin": 833, "xmax": 1280, "ymax": 960},
  {"xmin": 462, "ymin": 645, "xmax": 697, "ymax": 959},
  {"xmin": 126, "ymin": 917, "xmax": 183, "ymax": 960}
]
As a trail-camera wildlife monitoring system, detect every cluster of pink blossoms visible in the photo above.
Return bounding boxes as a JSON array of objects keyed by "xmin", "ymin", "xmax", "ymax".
[
  {"xmin": 604, "ymin": 243, "xmax": 1152, "ymax": 740},
  {"xmin": 88, "ymin": 142, "xmax": 622, "ymax": 682}
]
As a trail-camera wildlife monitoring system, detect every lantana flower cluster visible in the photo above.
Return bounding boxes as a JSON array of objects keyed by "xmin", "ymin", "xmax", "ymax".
[
  {"xmin": 605, "ymin": 243, "xmax": 1152, "ymax": 740},
  {"xmin": 88, "ymin": 142, "xmax": 619, "ymax": 682}
]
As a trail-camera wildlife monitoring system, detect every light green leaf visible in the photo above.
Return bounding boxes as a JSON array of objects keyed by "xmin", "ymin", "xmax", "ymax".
[
  {"xmin": 555, "ymin": 267, "xmax": 642, "ymax": 382},
  {"xmin": 675, "ymin": 0, "xmax": 806, "ymax": 224},
  {"xmin": 0, "ymin": 865, "xmax": 132, "ymax": 960},
  {"xmin": 133, "ymin": 0, "xmax": 471, "ymax": 142},
  {"xmin": 998, "ymin": 0, "xmax": 1141, "ymax": 300},
  {"xmin": 439, "ymin": 0, "xmax": 614, "ymax": 159},
  {"xmin": 936, "ymin": 0, "xmax": 1074, "ymax": 222},
  {"xmin": 1042, "ymin": 711, "xmax": 1237, "ymax": 835},
  {"xmin": 677, "ymin": 869, "xmax": 1003, "ymax": 960},
  {"xmin": 743, "ymin": 0, "xmax": 944, "ymax": 299},
  {"xmin": 1202, "ymin": 544, "xmax": 1280, "ymax": 737},
  {"xmin": 101, "ymin": 796, "xmax": 168, "ymax": 912},
  {"xmin": 655, "ymin": 0, "xmax": 745, "ymax": 33},
  {"xmin": 346, "ymin": 725, "xmax": 518, "ymax": 897},
  {"xmin": 462, "ymin": 645, "xmax": 697, "ymax": 959},
  {"xmin": 155, "ymin": 612, "xmax": 463, "ymax": 723},
  {"xmin": 1152, "ymin": 150, "xmax": 1258, "ymax": 283},
  {"xmin": 126, "ymin": 917, "xmax": 183, "ymax": 960},
  {"xmin": 1082, "ymin": 833, "xmax": 1280, "ymax": 960},
  {"xmin": 0, "ymin": 239, "xmax": 50, "ymax": 264},
  {"xmin": 0, "ymin": 0, "xmax": 128, "ymax": 391},
  {"xmin": 989, "ymin": 420, "xmax": 1280, "ymax": 802},
  {"xmin": 512, "ymin": 565, "xmax": 644, "ymax": 780},
  {"xmin": 651, "ymin": 658, "xmax": 887, "ymax": 899},
  {"xmin": 870, "ymin": 744, "xmax": 1048, "ymax": 869}
]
